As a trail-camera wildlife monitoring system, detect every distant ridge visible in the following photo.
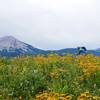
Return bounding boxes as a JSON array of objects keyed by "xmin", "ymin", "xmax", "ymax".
[
  {"xmin": 0, "ymin": 36, "xmax": 100, "ymax": 57},
  {"xmin": 97, "ymin": 48, "xmax": 100, "ymax": 50},
  {"xmin": 0, "ymin": 36, "xmax": 45, "ymax": 57}
]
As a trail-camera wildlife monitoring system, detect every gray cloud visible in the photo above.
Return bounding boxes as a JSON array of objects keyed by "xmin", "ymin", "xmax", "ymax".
[{"xmin": 0, "ymin": 0, "xmax": 100, "ymax": 50}]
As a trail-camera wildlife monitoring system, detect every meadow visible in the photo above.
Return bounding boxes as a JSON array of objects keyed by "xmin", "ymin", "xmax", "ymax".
[{"xmin": 0, "ymin": 54, "xmax": 100, "ymax": 100}]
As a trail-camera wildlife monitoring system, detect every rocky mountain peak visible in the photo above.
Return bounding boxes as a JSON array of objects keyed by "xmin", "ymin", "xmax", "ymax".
[{"xmin": 0, "ymin": 36, "xmax": 28, "ymax": 51}]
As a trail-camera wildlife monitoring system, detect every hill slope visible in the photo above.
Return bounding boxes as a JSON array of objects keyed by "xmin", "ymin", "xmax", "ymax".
[
  {"xmin": 0, "ymin": 36, "xmax": 100, "ymax": 57},
  {"xmin": 0, "ymin": 36, "xmax": 45, "ymax": 57}
]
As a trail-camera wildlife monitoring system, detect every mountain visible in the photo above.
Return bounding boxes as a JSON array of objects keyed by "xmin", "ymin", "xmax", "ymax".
[
  {"xmin": 0, "ymin": 36, "xmax": 45, "ymax": 57},
  {"xmin": 0, "ymin": 36, "xmax": 100, "ymax": 57},
  {"xmin": 47, "ymin": 48, "xmax": 100, "ymax": 56},
  {"xmin": 55, "ymin": 49, "xmax": 100, "ymax": 56},
  {"xmin": 88, "ymin": 50, "xmax": 100, "ymax": 55},
  {"xmin": 97, "ymin": 48, "xmax": 100, "ymax": 51}
]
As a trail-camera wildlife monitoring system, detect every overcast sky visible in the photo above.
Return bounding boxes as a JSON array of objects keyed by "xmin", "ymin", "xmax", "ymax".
[{"xmin": 0, "ymin": 0, "xmax": 100, "ymax": 50}]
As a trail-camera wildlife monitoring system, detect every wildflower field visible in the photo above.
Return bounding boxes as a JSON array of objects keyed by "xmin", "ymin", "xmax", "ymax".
[{"xmin": 0, "ymin": 54, "xmax": 100, "ymax": 100}]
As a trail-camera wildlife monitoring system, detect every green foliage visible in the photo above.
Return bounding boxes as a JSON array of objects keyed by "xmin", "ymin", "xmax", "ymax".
[{"xmin": 0, "ymin": 55, "xmax": 100, "ymax": 100}]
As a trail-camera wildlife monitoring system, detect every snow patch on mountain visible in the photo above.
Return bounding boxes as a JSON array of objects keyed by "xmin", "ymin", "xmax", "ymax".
[{"xmin": 0, "ymin": 36, "xmax": 33, "ymax": 52}]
